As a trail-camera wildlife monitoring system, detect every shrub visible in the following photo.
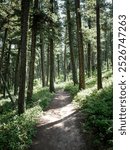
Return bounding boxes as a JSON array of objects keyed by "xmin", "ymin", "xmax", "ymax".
[
  {"xmin": 0, "ymin": 106, "xmax": 41, "ymax": 150},
  {"xmin": 64, "ymin": 83, "xmax": 79, "ymax": 97},
  {"xmin": 81, "ymin": 86, "xmax": 113, "ymax": 149},
  {"xmin": 0, "ymin": 87, "xmax": 53, "ymax": 150}
]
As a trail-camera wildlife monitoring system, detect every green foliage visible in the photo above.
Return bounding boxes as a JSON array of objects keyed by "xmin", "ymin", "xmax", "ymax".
[
  {"xmin": 64, "ymin": 83, "xmax": 79, "ymax": 97},
  {"xmin": 80, "ymin": 86, "xmax": 113, "ymax": 149},
  {"xmin": 27, "ymin": 86, "xmax": 54, "ymax": 110},
  {"xmin": 67, "ymin": 71, "xmax": 113, "ymax": 149},
  {"xmin": 0, "ymin": 87, "xmax": 54, "ymax": 150},
  {"xmin": 0, "ymin": 107, "xmax": 40, "ymax": 150}
]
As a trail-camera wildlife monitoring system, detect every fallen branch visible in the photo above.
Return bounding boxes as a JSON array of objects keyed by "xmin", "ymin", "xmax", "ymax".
[{"xmin": 0, "ymin": 72, "xmax": 15, "ymax": 106}]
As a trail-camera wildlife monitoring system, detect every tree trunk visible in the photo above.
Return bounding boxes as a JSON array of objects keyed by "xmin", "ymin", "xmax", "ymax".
[
  {"xmin": 64, "ymin": 43, "xmax": 67, "ymax": 82},
  {"xmin": 27, "ymin": 0, "xmax": 38, "ymax": 100},
  {"xmin": 87, "ymin": 18, "xmax": 91, "ymax": 78},
  {"xmin": 46, "ymin": 45, "xmax": 50, "ymax": 86},
  {"xmin": 49, "ymin": 0, "xmax": 55, "ymax": 93},
  {"xmin": 57, "ymin": 54, "xmax": 60, "ymax": 78},
  {"xmin": 14, "ymin": 46, "xmax": 20, "ymax": 95},
  {"xmin": 63, "ymin": 27, "xmax": 67, "ymax": 82},
  {"xmin": 104, "ymin": 31, "xmax": 109, "ymax": 70},
  {"xmin": 0, "ymin": 28, "xmax": 8, "ymax": 93},
  {"xmin": 3, "ymin": 41, "xmax": 11, "ymax": 97},
  {"xmin": 110, "ymin": 31, "xmax": 113, "ymax": 69},
  {"xmin": 75, "ymin": 0, "xmax": 85, "ymax": 90},
  {"xmin": 40, "ymin": 34, "xmax": 45, "ymax": 87},
  {"xmin": 0, "ymin": 28, "xmax": 8, "ymax": 73},
  {"xmin": 96, "ymin": 0, "xmax": 102, "ymax": 90},
  {"xmin": 66, "ymin": 0, "xmax": 78, "ymax": 85},
  {"xmin": 7, "ymin": 41, "xmax": 11, "ymax": 88},
  {"xmin": 18, "ymin": 0, "xmax": 30, "ymax": 115}
]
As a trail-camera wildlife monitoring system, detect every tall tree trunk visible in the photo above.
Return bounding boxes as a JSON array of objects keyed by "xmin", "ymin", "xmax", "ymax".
[
  {"xmin": 0, "ymin": 28, "xmax": 8, "ymax": 93},
  {"xmin": 64, "ymin": 43, "xmax": 67, "ymax": 82},
  {"xmin": 87, "ymin": 18, "xmax": 91, "ymax": 78},
  {"xmin": 40, "ymin": 34, "xmax": 45, "ymax": 87},
  {"xmin": 0, "ymin": 28, "xmax": 8, "ymax": 73},
  {"xmin": 64, "ymin": 27, "xmax": 67, "ymax": 82},
  {"xmin": 104, "ymin": 31, "xmax": 109, "ymax": 70},
  {"xmin": 66, "ymin": 0, "xmax": 78, "ymax": 85},
  {"xmin": 14, "ymin": 46, "xmax": 20, "ymax": 95},
  {"xmin": 27, "ymin": 0, "xmax": 38, "ymax": 100},
  {"xmin": 49, "ymin": 0, "xmax": 55, "ymax": 93},
  {"xmin": 3, "ymin": 41, "xmax": 11, "ymax": 97},
  {"xmin": 110, "ymin": 31, "xmax": 113, "ymax": 69},
  {"xmin": 96, "ymin": 0, "xmax": 102, "ymax": 90},
  {"xmin": 18, "ymin": 0, "xmax": 30, "ymax": 115},
  {"xmin": 7, "ymin": 41, "xmax": 11, "ymax": 88},
  {"xmin": 75, "ymin": 0, "xmax": 85, "ymax": 90},
  {"xmin": 57, "ymin": 54, "xmax": 60, "ymax": 78},
  {"xmin": 46, "ymin": 45, "xmax": 50, "ymax": 86},
  {"xmin": 92, "ymin": 51, "xmax": 96, "ymax": 76}
]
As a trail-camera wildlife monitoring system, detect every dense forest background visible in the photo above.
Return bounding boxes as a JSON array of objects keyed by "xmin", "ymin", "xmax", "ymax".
[{"xmin": 0, "ymin": 0, "xmax": 113, "ymax": 150}]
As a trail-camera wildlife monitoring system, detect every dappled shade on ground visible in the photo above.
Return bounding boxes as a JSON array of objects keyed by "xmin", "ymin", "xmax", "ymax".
[{"xmin": 29, "ymin": 91, "xmax": 87, "ymax": 150}]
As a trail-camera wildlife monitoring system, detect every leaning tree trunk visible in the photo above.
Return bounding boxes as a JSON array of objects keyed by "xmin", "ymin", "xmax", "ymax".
[
  {"xmin": 66, "ymin": 0, "xmax": 78, "ymax": 85},
  {"xmin": 75, "ymin": 0, "xmax": 85, "ymax": 90},
  {"xmin": 27, "ymin": 0, "xmax": 38, "ymax": 100},
  {"xmin": 96, "ymin": 0, "xmax": 102, "ymax": 90},
  {"xmin": 18, "ymin": 0, "xmax": 30, "ymax": 115}
]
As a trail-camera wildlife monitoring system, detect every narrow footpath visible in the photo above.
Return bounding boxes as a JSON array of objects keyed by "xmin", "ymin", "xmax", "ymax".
[{"xmin": 29, "ymin": 91, "xmax": 87, "ymax": 150}]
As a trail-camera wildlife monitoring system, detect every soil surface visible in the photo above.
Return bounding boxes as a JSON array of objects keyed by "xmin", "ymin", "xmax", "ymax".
[{"xmin": 29, "ymin": 90, "xmax": 87, "ymax": 150}]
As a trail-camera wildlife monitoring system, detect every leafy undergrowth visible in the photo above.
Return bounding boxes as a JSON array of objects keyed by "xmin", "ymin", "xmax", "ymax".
[
  {"xmin": 64, "ymin": 70, "xmax": 112, "ymax": 97},
  {"xmin": 64, "ymin": 71, "xmax": 113, "ymax": 149},
  {"xmin": 81, "ymin": 86, "xmax": 113, "ymax": 150},
  {"xmin": 64, "ymin": 83, "xmax": 79, "ymax": 97},
  {"xmin": 0, "ymin": 86, "xmax": 54, "ymax": 150}
]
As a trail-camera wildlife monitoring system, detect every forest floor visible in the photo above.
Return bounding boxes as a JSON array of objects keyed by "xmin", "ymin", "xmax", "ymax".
[{"xmin": 29, "ymin": 90, "xmax": 87, "ymax": 150}]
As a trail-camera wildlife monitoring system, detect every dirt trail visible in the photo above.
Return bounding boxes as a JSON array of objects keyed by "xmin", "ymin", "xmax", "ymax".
[{"xmin": 29, "ymin": 91, "xmax": 87, "ymax": 150}]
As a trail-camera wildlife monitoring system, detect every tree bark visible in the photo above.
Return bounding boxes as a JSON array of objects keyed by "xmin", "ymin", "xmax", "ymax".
[
  {"xmin": 75, "ymin": 0, "xmax": 85, "ymax": 90},
  {"xmin": 87, "ymin": 18, "xmax": 91, "ymax": 78},
  {"xmin": 14, "ymin": 46, "xmax": 20, "ymax": 95},
  {"xmin": 27, "ymin": 0, "xmax": 38, "ymax": 100},
  {"xmin": 66, "ymin": 0, "xmax": 78, "ymax": 85},
  {"xmin": 64, "ymin": 44, "xmax": 67, "ymax": 82},
  {"xmin": 63, "ymin": 27, "xmax": 68, "ymax": 82},
  {"xmin": 40, "ymin": 34, "xmax": 45, "ymax": 87},
  {"xmin": 18, "ymin": 0, "xmax": 30, "ymax": 115},
  {"xmin": 110, "ymin": 31, "xmax": 113, "ymax": 69},
  {"xmin": 49, "ymin": 0, "xmax": 55, "ymax": 93},
  {"xmin": 96, "ymin": 0, "xmax": 102, "ymax": 90},
  {"xmin": 46, "ymin": 45, "xmax": 50, "ymax": 86},
  {"xmin": 0, "ymin": 28, "xmax": 8, "ymax": 93},
  {"xmin": 3, "ymin": 41, "xmax": 11, "ymax": 97},
  {"xmin": 0, "ymin": 28, "xmax": 8, "ymax": 73},
  {"xmin": 57, "ymin": 54, "xmax": 60, "ymax": 78}
]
